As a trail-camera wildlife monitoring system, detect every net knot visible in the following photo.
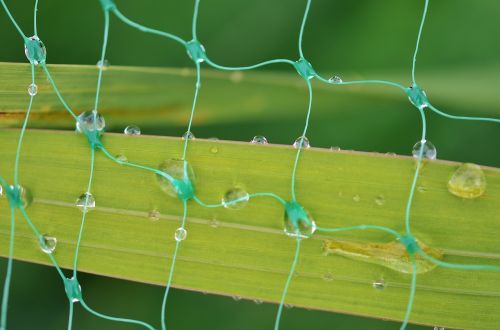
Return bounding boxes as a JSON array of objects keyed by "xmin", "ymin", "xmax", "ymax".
[
  {"xmin": 405, "ymin": 84, "xmax": 429, "ymax": 109},
  {"xmin": 24, "ymin": 36, "xmax": 47, "ymax": 65},
  {"xmin": 284, "ymin": 201, "xmax": 315, "ymax": 237},
  {"xmin": 99, "ymin": 0, "xmax": 117, "ymax": 11},
  {"xmin": 76, "ymin": 111, "xmax": 105, "ymax": 149},
  {"xmin": 293, "ymin": 58, "xmax": 316, "ymax": 80},
  {"xmin": 400, "ymin": 234, "xmax": 420, "ymax": 254},
  {"xmin": 172, "ymin": 177, "xmax": 195, "ymax": 201},
  {"xmin": 5, "ymin": 185, "xmax": 24, "ymax": 208},
  {"xmin": 186, "ymin": 40, "xmax": 207, "ymax": 63},
  {"xmin": 64, "ymin": 276, "xmax": 83, "ymax": 303}
]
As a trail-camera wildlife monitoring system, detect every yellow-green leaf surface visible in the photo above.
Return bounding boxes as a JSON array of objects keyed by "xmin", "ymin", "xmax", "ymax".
[{"xmin": 1, "ymin": 129, "xmax": 499, "ymax": 329}]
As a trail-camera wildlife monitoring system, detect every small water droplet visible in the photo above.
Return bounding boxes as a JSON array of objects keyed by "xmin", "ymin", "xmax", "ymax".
[
  {"xmin": 232, "ymin": 296, "xmax": 242, "ymax": 301},
  {"xmin": 284, "ymin": 303, "xmax": 294, "ymax": 309},
  {"xmin": 375, "ymin": 195, "xmax": 385, "ymax": 206},
  {"xmin": 322, "ymin": 272, "xmax": 334, "ymax": 282},
  {"xmin": 210, "ymin": 146, "xmax": 218, "ymax": 154},
  {"xmin": 250, "ymin": 135, "xmax": 268, "ymax": 145},
  {"xmin": 96, "ymin": 59, "xmax": 110, "ymax": 69},
  {"xmin": 412, "ymin": 140, "xmax": 437, "ymax": 160},
  {"xmin": 222, "ymin": 187, "xmax": 249, "ymax": 209},
  {"xmin": 353, "ymin": 195, "xmax": 361, "ymax": 202},
  {"xmin": 124, "ymin": 125, "xmax": 141, "ymax": 136},
  {"xmin": 39, "ymin": 234, "xmax": 57, "ymax": 254},
  {"xmin": 433, "ymin": 327, "xmax": 445, "ymax": 330},
  {"xmin": 0, "ymin": 185, "xmax": 3, "ymax": 197},
  {"xmin": 209, "ymin": 218, "xmax": 219, "ymax": 228},
  {"xmin": 417, "ymin": 186, "xmax": 427, "ymax": 193},
  {"xmin": 148, "ymin": 209, "xmax": 161, "ymax": 221},
  {"xmin": 182, "ymin": 131, "xmax": 195, "ymax": 140},
  {"xmin": 385, "ymin": 152, "xmax": 396, "ymax": 157},
  {"xmin": 208, "ymin": 137, "xmax": 219, "ymax": 141},
  {"xmin": 157, "ymin": 159, "xmax": 196, "ymax": 198},
  {"xmin": 330, "ymin": 146, "xmax": 341, "ymax": 151},
  {"xmin": 75, "ymin": 193, "xmax": 95, "ymax": 212},
  {"xmin": 253, "ymin": 299, "xmax": 263, "ymax": 305},
  {"xmin": 293, "ymin": 136, "xmax": 310, "ymax": 149},
  {"xmin": 328, "ymin": 75, "xmax": 343, "ymax": 84},
  {"xmin": 116, "ymin": 154, "xmax": 128, "ymax": 163},
  {"xmin": 76, "ymin": 111, "xmax": 105, "ymax": 133},
  {"xmin": 174, "ymin": 227, "xmax": 187, "ymax": 241},
  {"xmin": 372, "ymin": 279, "xmax": 386, "ymax": 290},
  {"xmin": 447, "ymin": 163, "xmax": 486, "ymax": 199},
  {"xmin": 27, "ymin": 83, "xmax": 38, "ymax": 96}
]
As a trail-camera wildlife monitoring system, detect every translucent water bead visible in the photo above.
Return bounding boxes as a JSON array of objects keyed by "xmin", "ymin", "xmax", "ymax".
[
  {"xmin": 448, "ymin": 163, "xmax": 486, "ymax": 199},
  {"xmin": 412, "ymin": 140, "xmax": 436, "ymax": 160},
  {"xmin": 328, "ymin": 75, "xmax": 342, "ymax": 84},
  {"xmin": 75, "ymin": 193, "xmax": 96, "ymax": 212},
  {"xmin": 250, "ymin": 136, "xmax": 268, "ymax": 145},
  {"xmin": 96, "ymin": 59, "xmax": 110, "ymax": 70},
  {"xmin": 27, "ymin": 83, "xmax": 38, "ymax": 96},
  {"xmin": 222, "ymin": 187, "xmax": 249, "ymax": 209},
  {"xmin": 124, "ymin": 125, "xmax": 141, "ymax": 136},
  {"xmin": 174, "ymin": 227, "xmax": 187, "ymax": 241},
  {"xmin": 5, "ymin": 185, "xmax": 33, "ymax": 208},
  {"xmin": 24, "ymin": 35, "xmax": 47, "ymax": 65},
  {"xmin": 76, "ymin": 111, "xmax": 106, "ymax": 133},
  {"xmin": 182, "ymin": 131, "xmax": 195, "ymax": 140},
  {"xmin": 293, "ymin": 136, "xmax": 310, "ymax": 149},
  {"xmin": 39, "ymin": 234, "xmax": 57, "ymax": 254},
  {"xmin": 157, "ymin": 159, "xmax": 196, "ymax": 199}
]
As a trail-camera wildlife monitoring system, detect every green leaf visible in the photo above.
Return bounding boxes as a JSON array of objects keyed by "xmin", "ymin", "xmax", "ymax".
[{"xmin": 1, "ymin": 128, "xmax": 499, "ymax": 329}]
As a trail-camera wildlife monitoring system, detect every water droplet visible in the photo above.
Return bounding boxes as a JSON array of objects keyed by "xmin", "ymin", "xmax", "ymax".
[
  {"xmin": 76, "ymin": 111, "xmax": 105, "ymax": 133},
  {"xmin": 27, "ymin": 83, "xmax": 38, "ymax": 96},
  {"xmin": 375, "ymin": 195, "xmax": 385, "ymax": 206},
  {"xmin": 385, "ymin": 152, "xmax": 396, "ymax": 157},
  {"xmin": 353, "ymin": 195, "xmax": 361, "ymax": 202},
  {"xmin": 253, "ymin": 299, "xmax": 263, "ymax": 305},
  {"xmin": 24, "ymin": 35, "xmax": 46, "ymax": 65},
  {"xmin": 284, "ymin": 202, "xmax": 316, "ymax": 238},
  {"xmin": 293, "ymin": 136, "xmax": 310, "ymax": 149},
  {"xmin": 328, "ymin": 75, "xmax": 343, "ymax": 84},
  {"xmin": 284, "ymin": 304, "xmax": 294, "ymax": 309},
  {"xmin": 124, "ymin": 125, "xmax": 141, "ymax": 136},
  {"xmin": 208, "ymin": 137, "xmax": 219, "ymax": 141},
  {"xmin": 8, "ymin": 185, "xmax": 33, "ymax": 208},
  {"xmin": 96, "ymin": 59, "xmax": 110, "ymax": 69},
  {"xmin": 0, "ymin": 185, "xmax": 3, "ymax": 197},
  {"xmin": 116, "ymin": 154, "xmax": 128, "ymax": 163},
  {"xmin": 417, "ymin": 186, "xmax": 427, "ymax": 193},
  {"xmin": 157, "ymin": 159, "xmax": 196, "ymax": 198},
  {"xmin": 210, "ymin": 146, "xmax": 218, "ymax": 154},
  {"xmin": 222, "ymin": 187, "xmax": 249, "ymax": 209},
  {"xmin": 447, "ymin": 163, "xmax": 486, "ymax": 199},
  {"xmin": 174, "ymin": 227, "xmax": 187, "ymax": 241},
  {"xmin": 372, "ymin": 279, "xmax": 386, "ymax": 290},
  {"xmin": 75, "ymin": 193, "xmax": 95, "ymax": 212},
  {"xmin": 250, "ymin": 135, "xmax": 268, "ymax": 145},
  {"xmin": 433, "ymin": 327, "xmax": 445, "ymax": 330},
  {"xmin": 209, "ymin": 218, "xmax": 219, "ymax": 228},
  {"xmin": 230, "ymin": 71, "xmax": 243, "ymax": 82},
  {"xmin": 182, "ymin": 131, "xmax": 195, "ymax": 140},
  {"xmin": 330, "ymin": 146, "xmax": 341, "ymax": 151},
  {"xmin": 232, "ymin": 296, "xmax": 242, "ymax": 301},
  {"xmin": 322, "ymin": 272, "xmax": 334, "ymax": 282},
  {"xmin": 412, "ymin": 140, "xmax": 437, "ymax": 160},
  {"xmin": 39, "ymin": 234, "xmax": 57, "ymax": 254},
  {"xmin": 148, "ymin": 209, "xmax": 161, "ymax": 221}
]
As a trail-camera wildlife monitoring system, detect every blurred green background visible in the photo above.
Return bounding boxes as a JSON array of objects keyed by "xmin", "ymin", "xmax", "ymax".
[{"xmin": 1, "ymin": 0, "xmax": 499, "ymax": 329}]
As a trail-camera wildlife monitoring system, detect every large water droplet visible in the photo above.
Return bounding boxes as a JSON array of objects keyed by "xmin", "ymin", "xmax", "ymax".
[
  {"xmin": 182, "ymin": 131, "xmax": 195, "ymax": 140},
  {"xmin": 412, "ymin": 140, "xmax": 436, "ymax": 160},
  {"xmin": 372, "ymin": 279, "xmax": 386, "ymax": 290},
  {"xmin": 222, "ymin": 187, "xmax": 249, "ymax": 209},
  {"xmin": 96, "ymin": 59, "xmax": 110, "ymax": 70},
  {"xmin": 157, "ymin": 159, "xmax": 196, "ymax": 198},
  {"xmin": 24, "ymin": 35, "xmax": 46, "ymax": 65},
  {"xmin": 328, "ymin": 75, "xmax": 343, "ymax": 84},
  {"xmin": 27, "ymin": 83, "xmax": 38, "ymax": 96},
  {"xmin": 293, "ymin": 136, "xmax": 310, "ymax": 149},
  {"xmin": 447, "ymin": 163, "xmax": 486, "ymax": 199},
  {"xmin": 76, "ymin": 111, "xmax": 105, "ymax": 133},
  {"xmin": 174, "ymin": 227, "xmax": 187, "ymax": 241},
  {"xmin": 75, "ymin": 193, "xmax": 95, "ymax": 212},
  {"xmin": 124, "ymin": 125, "xmax": 141, "ymax": 136},
  {"xmin": 39, "ymin": 234, "xmax": 57, "ymax": 254},
  {"xmin": 284, "ymin": 202, "xmax": 316, "ymax": 238},
  {"xmin": 250, "ymin": 136, "xmax": 268, "ymax": 145}
]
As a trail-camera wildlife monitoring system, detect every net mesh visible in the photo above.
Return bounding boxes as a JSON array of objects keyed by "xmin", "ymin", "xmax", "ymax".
[{"xmin": 0, "ymin": 0, "xmax": 499, "ymax": 329}]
